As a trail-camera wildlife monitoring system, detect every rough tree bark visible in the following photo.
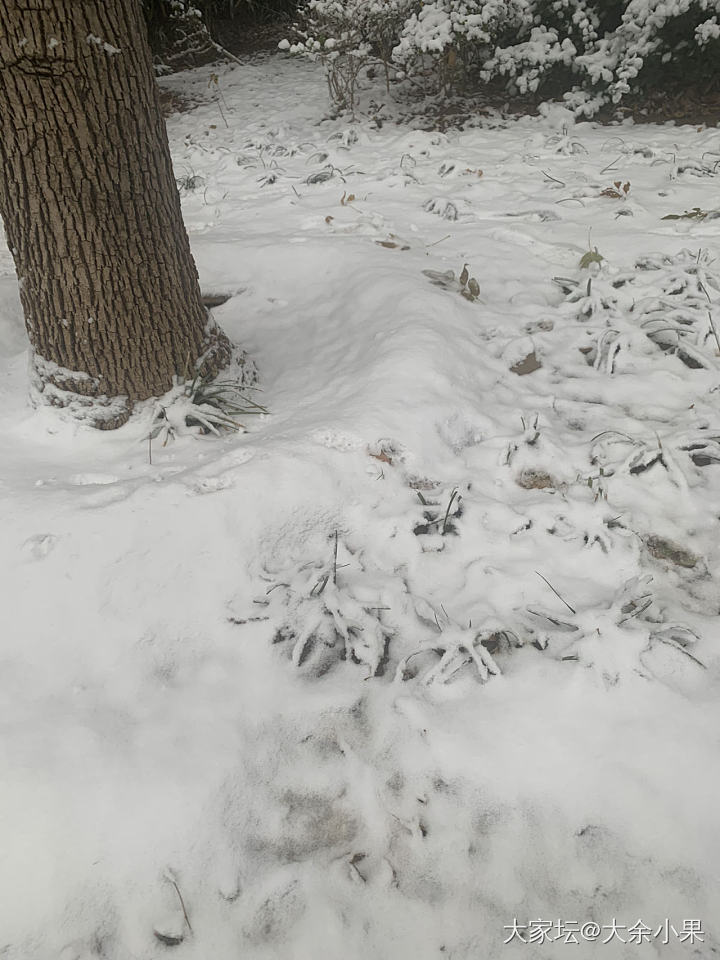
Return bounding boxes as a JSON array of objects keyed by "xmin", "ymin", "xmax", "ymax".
[{"xmin": 0, "ymin": 0, "xmax": 230, "ymax": 428}]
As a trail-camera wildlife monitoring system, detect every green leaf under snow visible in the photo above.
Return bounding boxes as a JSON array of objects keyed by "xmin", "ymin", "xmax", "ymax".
[{"xmin": 579, "ymin": 247, "xmax": 604, "ymax": 269}]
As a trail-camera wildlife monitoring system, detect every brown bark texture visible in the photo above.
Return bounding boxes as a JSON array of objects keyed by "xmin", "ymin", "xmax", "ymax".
[{"xmin": 0, "ymin": 0, "xmax": 230, "ymax": 427}]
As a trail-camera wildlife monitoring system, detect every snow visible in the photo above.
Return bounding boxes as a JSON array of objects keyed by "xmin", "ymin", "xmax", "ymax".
[
  {"xmin": 1, "ymin": 53, "xmax": 720, "ymax": 959},
  {"xmin": 86, "ymin": 34, "xmax": 122, "ymax": 56}
]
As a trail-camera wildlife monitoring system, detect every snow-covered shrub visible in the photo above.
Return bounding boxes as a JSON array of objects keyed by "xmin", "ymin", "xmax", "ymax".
[
  {"xmin": 485, "ymin": 0, "xmax": 720, "ymax": 113},
  {"xmin": 147, "ymin": 372, "xmax": 266, "ymax": 444},
  {"xmin": 281, "ymin": 0, "xmax": 416, "ymax": 109},
  {"xmin": 397, "ymin": 617, "xmax": 505, "ymax": 684},
  {"xmin": 240, "ymin": 535, "xmax": 395, "ymax": 676},
  {"xmin": 558, "ymin": 247, "xmax": 720, "ymax": 374},
  {"xmin": 591, "ymin": 425, "xmax": 720, "ymax": 487},
  {"xmin": 570, "ymin": 0, "xmax": 720, "ymax": 113},
  {"xmin": 526, "ymin": 574, "xmax": 704, "ymax": 681},
  {"xmin": 482, "ymin": 0, "xmax": 602, "ymax": 96},
  {"xmin": 283, "ymin": 0, "xmax": 720, "ymax": 115},
  {"xmin": 144, "ymin": 0, "xmax": 218, "ymax": 72},
  {"xmin": 392, "ymin": 0, "xmax": 528, "ymax": 95}
]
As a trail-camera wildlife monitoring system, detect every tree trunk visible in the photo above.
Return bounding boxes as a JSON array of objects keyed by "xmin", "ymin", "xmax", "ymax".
[{"xmin": 0, "ymin": 0, "xmax": 230, "ymax": 428}]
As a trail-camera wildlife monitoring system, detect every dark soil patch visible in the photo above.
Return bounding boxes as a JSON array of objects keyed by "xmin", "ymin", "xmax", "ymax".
[
  {"xmin": 158, "ymin": 86, "xmax": 200, "ymax": 118},
  {"xmin": 209, "ymin": 18, "xmax": 292, "ymax": 58},
  {"xmin": 599, "ymin": 87, "xmax": 720, "ymax": 127},
  {"xmin": 392, "ymin": 78, "xmax": 720, "ymax": 130}
]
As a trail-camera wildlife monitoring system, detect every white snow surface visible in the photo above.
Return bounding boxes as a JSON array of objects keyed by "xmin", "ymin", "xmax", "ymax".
[{"xmin": 1, "ymin": 55, "xmax": 720, "ymax": 959}]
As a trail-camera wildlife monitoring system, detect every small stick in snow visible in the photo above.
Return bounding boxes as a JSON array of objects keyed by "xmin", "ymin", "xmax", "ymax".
[
  {"xmin": 707, "ymin": 310, "xmax": 720, "ymax": 356},
  {"xmin": 209, "ymin": 38, "xmax": 244, "ymax": 67},
  {"xmin": 349, "ymin": 855, "xmax": 367, "ymax": 882},
  {"xmin": 652, "ymin": 635, "xmax": 707, "ymax": 669},
  {"xmin": 333, "ymin": 529, "xmax": 339, "ymax": 585},
  {"xmin": 425, "ymin": 234, "xmax": 451, "ymax": 248},
  {"xmin": 697, "ymin": 280, "xmax": 720, "ymax": 355},
  {"xmin": 600, "ymin": 155, "xmax": 622, "ymax": 174},
  {"xmin": 535, "ymin": 571, "xmax": 576, "ymax": 615},
  {"xmin": 441, "ymin": 489, "xmax": 458, "ymax": 535},
  {"xmin": 311, "ymin": 574, "xmax": 329, "ymax": 596},
  {"xmin": 166, "ymin": 874, "xmax": 193, "ymax": 936},
  {"xmin": 541, "ymin": 170, "xmax": 565, "ymax": 187}
]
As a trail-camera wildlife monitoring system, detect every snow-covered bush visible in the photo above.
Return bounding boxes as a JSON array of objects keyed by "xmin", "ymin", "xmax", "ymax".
[
  {"xmin": 485, "ymin": 0, "xmax": 720, "ymax": 112},
  {"xmin": 144, "ymin": 0, "xmax": 218, "ymax": 72},
  {"xmin": 237, "ymin": 534, "xmax": 396, "ymax": 677},
  {"xmin": 481, "ymin": 0, "xmax": 602, "ymax": 96},
  {"xmin": 280, "ymin": 0, "xmax": 416, "ymax": 110},
  {"xmin": 283, "ymin": 0, "xmax": 720, "ymax": 114},
  {"xmin": 147, "ymin": 372, "xmax": 266, "ymax": 444},
  {"xmin": 393, "ymin": 0, "xmax": 528, "ymax": 95},
  {"xmin": 526, "ymin": 574, "xmax": 704, "ymax": 682}
]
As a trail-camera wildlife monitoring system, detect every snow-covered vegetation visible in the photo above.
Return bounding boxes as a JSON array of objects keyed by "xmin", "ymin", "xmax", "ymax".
[
  {"xmin": 282, "ymin": 0, "xmax": 720, "ymax": 111},
  {"xmin": 1, "ymin": 48, "xmax": 720, "ymax": 960}
]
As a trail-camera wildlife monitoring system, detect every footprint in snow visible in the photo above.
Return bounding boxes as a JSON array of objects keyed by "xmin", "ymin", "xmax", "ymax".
[
  {"xmin": 503, "ymin": 208, "xmax": 562, "ymax": 222},
  {"xmin": 23, "ymin": 533, "xmax": 58, "ymax": 559},
  {"xmin": 76, "ymin": 486, "xmax": 132, "ymax": 509},
  {"xmin": 191, "ymin": 475, "xmax": 235, "ymax": 494},
  {"xmin": 243, "ymin": 878, "xmax": 305, "ymax": 946},
  {"xmin": 310, "ymin": 428, "xmax": 364, "ymax": 452},
  {"xmin": 67, "ymin": 473, "xmax": 118, "ymax": 485},
  {"xmin": 58, "ymin": 942, "xmax": 95, "ymax": 960}
]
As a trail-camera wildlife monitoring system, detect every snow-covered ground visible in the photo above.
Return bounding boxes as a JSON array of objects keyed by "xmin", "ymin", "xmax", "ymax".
[{"xmin": 1, "ymin": 54, "xmax": 720, "ymax": 960}]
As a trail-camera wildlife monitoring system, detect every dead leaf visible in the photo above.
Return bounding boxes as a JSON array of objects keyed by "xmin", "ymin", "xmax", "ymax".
[
  {"xmin": 154, "ymin": 929, "xmax": 184, "ymax": 947},
  {"xmin": 645, "ymin": 536, "xmax": 698, "ymax": 569},
  {"xmin": 661, "ymin": 207, "xmax": 708, "ymax": 221},
  {"xmin": 376, "ymin": 241, "xmax": 398, "ymax": 248},
  {"xmin": 511, "ymin": 352, "xmax": 542, "ymax": 376},
  {"xmin": 517, "ymin": 469, "xmax": 555, "ymax": 490},
  {"xmin": 306, "ymin": 166, "xmax": 333, "ymax": 184},
  {"xmin": 422, "ymin": 268, "xmax": 456, "ymax": 287},
  {"xmin": 369, "ymin": 451, "xmax": 393, "ymax": 465},
  {"xmin": 325, "ymin": 215, "xmax": 334, "ymax": 224},
  {"xmin": 201, "ymin": 293, "xmax": 231, "ymax": 309},
  {"xmin": 600, "ymin": 181, "xmax": 630, "ymax": 199},
  {"xmin": 579, "ymin": 248, "xmax": 603, "ymax": 269}
]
